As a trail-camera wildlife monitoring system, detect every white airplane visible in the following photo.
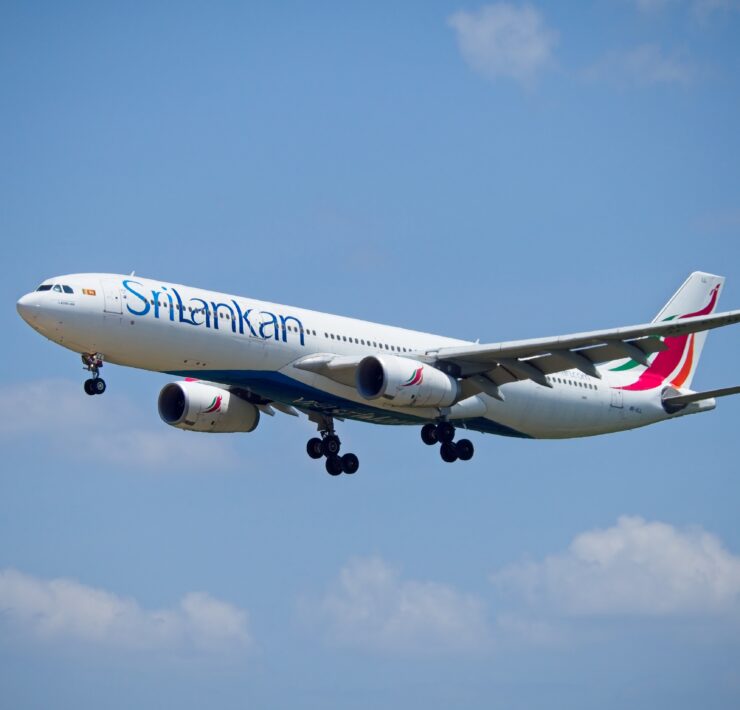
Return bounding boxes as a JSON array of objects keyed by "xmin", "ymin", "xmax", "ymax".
[{"xmin": 16, "ymin": 271, "xmax": 740, "ymax": 475}]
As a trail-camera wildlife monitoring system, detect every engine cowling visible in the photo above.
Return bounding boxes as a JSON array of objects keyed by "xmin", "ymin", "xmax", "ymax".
[
  {"xmin": 356, "ymin": 355, "xmax": 460, "ymax": 407},
  {"xmin": 158, "ymin": 381, "xmax": 260, "ymax": 433}
]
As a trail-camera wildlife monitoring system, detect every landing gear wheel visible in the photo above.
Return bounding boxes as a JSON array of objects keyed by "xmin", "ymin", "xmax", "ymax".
[
  {"xmin": 322, "ymin": 434, "xmax": 341, "ymax": 457},
  {"xmin": 341, "ymin": 453, "xmax": 359, "ymax": 475},
  {"xmin": 83, "ymin": 379, "xmax": 95, "ymax": 396},
  {"xmin": 307, "ymin": 438, "xmax": 324, "ymax": 459},
  {"xmin": 92, "ymin": 378, "xmax": 106, "ymax": 395},
  {"xmin": 440, "ymin": 441, "xmax": 459, "ymax": 463},
  {"xmin": 456, "ymin": 438, "xmax": 474, "ymax": 461},
  {"xmin": 421, "ymin": 423, "xmax": 438, "ymax": 446},
  {"xmin": 436, "ymin": 421, "xmax": 455, "ymax": 444},
  {"xmin": 325, "ymin": 455, "xmax": 343, "ymax": 476}
]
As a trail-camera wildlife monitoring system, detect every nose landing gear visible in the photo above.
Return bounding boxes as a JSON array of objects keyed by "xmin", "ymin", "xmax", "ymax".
[
  {"xmin": 82, "ymin": 353, "xmax": 106, "ymax": 396},
  {"xmin": 421, "ymin": 422, "xmax": 475, "ymax": 463},
  {"xmin": 306, "ymin": 414, "xmax": 360, "ymax": 475}
]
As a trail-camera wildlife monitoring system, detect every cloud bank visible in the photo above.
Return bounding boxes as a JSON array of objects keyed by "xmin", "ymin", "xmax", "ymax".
[
  {"xmin": 0, "ymin": 568, "xmax": 252, "ymax": 653},
  {"xmin": 492, "ymin": 516, "xmax": 740, "ymax": 616},
  {"xmin": 318, "ymin": 556, "xmax": 489, "ymax": 654},
  {"xmin": 448, "ymin": 3, "xmax": 558, "ymax": 85}
]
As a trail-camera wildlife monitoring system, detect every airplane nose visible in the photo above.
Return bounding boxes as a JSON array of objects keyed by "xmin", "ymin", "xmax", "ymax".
[{"xmin": 16, "ymin": 292, "xmax": 38, "ymax": 323}]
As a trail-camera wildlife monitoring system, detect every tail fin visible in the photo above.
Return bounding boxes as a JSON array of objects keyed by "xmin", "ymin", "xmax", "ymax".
[{"xmin": 603, "ymin": 271, "xmax": 724, "ymax": 391}]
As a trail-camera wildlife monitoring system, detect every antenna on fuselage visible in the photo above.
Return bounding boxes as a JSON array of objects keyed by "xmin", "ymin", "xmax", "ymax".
[{"xmin": 130, "ymin": 271, "xmax": 135, "ymax": 276}]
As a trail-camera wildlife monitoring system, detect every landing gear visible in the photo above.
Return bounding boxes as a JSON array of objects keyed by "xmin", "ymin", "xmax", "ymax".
[
  {"xmin": 341, "ymin": 453, "xmax": 359, "ymax": 475},
  {"xmin": 306, "ymin": 414, "xmax": 360, "ymax": 476},
  {"xmin": 421, "ymin": 423, "xmax": 438, "ymax": 445},
  {"xmin": 307, "ymin": 438, "xmax": 324, "ymax": 459},
  {"xmin": 325, "ymin": 455, "xmax": 343, "ymax": 476},
  {"xmin": 84, "ymin": 378, "xmax": 106, "ymax": 396},
  {"xmin": 421, "ymin": 421, "xmax": 476, "ymax": 464},
  {"xmin": 81, "ymin": 353, "xmax": 106, "ymax": 395}
]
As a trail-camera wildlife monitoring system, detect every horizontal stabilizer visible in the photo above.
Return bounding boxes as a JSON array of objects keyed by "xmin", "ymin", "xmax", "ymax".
[{"xmin": 663, "ymin": 385, "xmax": 740, "ymax": 407}]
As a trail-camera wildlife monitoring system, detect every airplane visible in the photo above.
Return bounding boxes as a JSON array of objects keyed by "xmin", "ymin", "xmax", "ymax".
[{"xmin": 16, "ymin": 271, "xmax": 740, "ymax": 475}]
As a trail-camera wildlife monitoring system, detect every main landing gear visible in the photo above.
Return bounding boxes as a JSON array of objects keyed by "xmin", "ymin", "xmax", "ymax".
[
  {"xmin": 306, "ymin": 415, "xmax": 360, "ymax": 476},
  {"xmin": 421, "ymin": 422, "xmax": 475, "ymax": 464},
  {"xmin": 82, "ymin": 353, "xmax": 106, "ymax": 396}
]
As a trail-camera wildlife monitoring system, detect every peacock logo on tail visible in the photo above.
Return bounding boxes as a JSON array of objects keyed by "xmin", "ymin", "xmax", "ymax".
[{"xmin": 613, "ymin": 284, "xmax": 720, "ymax": 391}]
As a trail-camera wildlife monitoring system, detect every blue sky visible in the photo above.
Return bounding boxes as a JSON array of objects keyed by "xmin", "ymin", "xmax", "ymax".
[{"xmin": 2, "ymin": 1, "xmax": 740, "ymax": 708}]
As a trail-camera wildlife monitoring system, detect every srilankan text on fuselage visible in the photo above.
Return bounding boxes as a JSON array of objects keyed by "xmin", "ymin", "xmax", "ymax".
[{"xmin": 123, "ymin": 279, "xmax": 307, "ymax": 346}]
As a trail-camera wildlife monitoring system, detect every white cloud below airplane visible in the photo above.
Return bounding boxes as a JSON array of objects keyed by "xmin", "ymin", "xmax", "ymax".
[{"xmin": 16, "ymin": 271, "xmax": 740, "ymax": 474}]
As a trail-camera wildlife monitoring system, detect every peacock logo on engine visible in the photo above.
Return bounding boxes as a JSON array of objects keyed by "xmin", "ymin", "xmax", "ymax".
[
  {"xmin": 401, "ymin": 367, "xmax": 424, "ymax": 387},
  {"xmin": 200, "ymin": 395, "xmax": 222, "ymax": 414}
]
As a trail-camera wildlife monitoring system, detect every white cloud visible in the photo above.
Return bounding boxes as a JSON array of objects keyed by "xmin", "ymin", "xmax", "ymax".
[
  {"xmin": 0, "ymin": 568, "xmax": 252, "ymax": 653},
  {"xmin": 0, "ymin": 379, "xmax": 237, "ymax": 471},
  {"xmin": 492, "ymin": 516, "xmax": 740, "ymax": 617},
  {"xmin": 317, "ymin": 557, "xmax": 489, "ymax": 654},
  {"xmin": 448, "ymin": 3, "xmax": 558, "ymax": 85},
  {"xmin": 584, "ymin": 44, "xmax": 696, "ymax": 87}
]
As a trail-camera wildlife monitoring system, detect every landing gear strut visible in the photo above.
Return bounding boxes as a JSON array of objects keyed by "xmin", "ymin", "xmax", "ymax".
[
  {"xmin": 421, "ymin": 421, "xmax": 475, "ymax": 463},
  {"xmin": 82, "ymin": 353, "xmax": 106, "ymax": 396},
  {"xmin": 306, "ymin": 414, "xmax": 360, "ymax": 476}
]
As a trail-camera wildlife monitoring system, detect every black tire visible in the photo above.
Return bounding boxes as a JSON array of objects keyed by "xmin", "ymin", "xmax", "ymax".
[
  {"xmin": 341, "ymin": 453, "xmax": 359, "ymax": 474},
  {"xmin": 436, "ymin": 421, "xmax": 455, "ymax": 444},
  {"xmin": 321, "ymin": 434, "xmax": 341, "ymax": 457},
  {"xmin": 93, "ymin": 378, "xmax": 106, "ymax": 395},
  {"xmin": 325, "ymin": 455, "xmax": 343, "ymax": 476},
  {"xmin": 440, "ymin": 442, "xmax": 458, "ymax": 463},
  {"xmin": 307, "ymin": 438, "xmax": 324, "ymax": 459},
  {"xmin": 84, "ymin": 379, "xmax": 95, "ymax": 396},
  {"xmin": 456, "ymin": 438, "xmax": 474, "ymax": 461},
  {"xmin": 421, "ymin": 423, "xmax": 438, "ymax": 445}
]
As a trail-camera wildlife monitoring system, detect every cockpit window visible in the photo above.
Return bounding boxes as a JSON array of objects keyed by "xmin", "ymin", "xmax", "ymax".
[
  {"xmin": 62, "ymin": 285, "xmax": 73, "ymax": 294},
  {"xmin": 36, "ymin": 284, "xmax": 52, "ymax": 291},
  {"xmin": 52, "ymin": 284, "xmax": 62, "ymax": 292}
]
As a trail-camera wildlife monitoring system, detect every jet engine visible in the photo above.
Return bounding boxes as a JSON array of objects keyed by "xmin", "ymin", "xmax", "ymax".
[
  {"xmin": 355, "ymin": 355, "xmax": 460, "ymax": 407},
  {"xmin": 158, "ymin": 381, "xmax": 260, "ymax": 433}
]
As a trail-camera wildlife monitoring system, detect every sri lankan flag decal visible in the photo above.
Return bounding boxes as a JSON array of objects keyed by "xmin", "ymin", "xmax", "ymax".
[{"xmin": 82, "ymin": 288, "xmax": 96, "ymax": 296}]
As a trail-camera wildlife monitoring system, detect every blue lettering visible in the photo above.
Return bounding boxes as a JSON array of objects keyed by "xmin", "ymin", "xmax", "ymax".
[
  {"xmin": 211, "ymin": 302, "xmax": 236, "ymax": 333},
  {"xmin": 191, "ymin": 298, "xmax": 211, "ymax": 328},
  {"xmin": 259, "ymin": 311, "xmax": 279, "ymax": 340},
  {"xmin": 122, "ymin": 279, "xmax": 150, "ymax": 316},
  {"xmin": 231, "ymin": 300, "xmax": 258, "ymax": 337},
  {"xmin": 172, "ymin": 288, "xmax": 196, "ymax": 325},
  {"xmin": 280, "ymin": 315, "xmax": 305, "ymax": 345},
  {"xmin": 162, "ymin": 287, "xmax": 175, "ymax": 322}
]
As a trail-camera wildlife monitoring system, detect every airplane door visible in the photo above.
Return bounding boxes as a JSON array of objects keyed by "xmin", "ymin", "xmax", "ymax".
[
  {"xmin": 102, "ymin": 279, "xmax": 123, "ymax": 314},
  {"xmin": 610, "ymin": 388, "xmax": 623, "ymax": 408}
]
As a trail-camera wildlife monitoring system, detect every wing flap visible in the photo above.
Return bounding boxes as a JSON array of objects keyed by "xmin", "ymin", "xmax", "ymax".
[{"xmin": 433, "ymin": 310, "xmax": 740, "ymax": 367}]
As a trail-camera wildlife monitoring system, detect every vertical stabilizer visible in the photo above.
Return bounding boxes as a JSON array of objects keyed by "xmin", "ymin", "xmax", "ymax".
[{"xmin": 602, "ymin": 272, "xmax": 724, "ymax": 390}]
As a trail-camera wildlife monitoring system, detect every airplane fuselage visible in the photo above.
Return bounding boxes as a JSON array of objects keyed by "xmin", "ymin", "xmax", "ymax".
[{"xmin": 16, "ymin": 273, "xmax": 711, "ymax": 441}]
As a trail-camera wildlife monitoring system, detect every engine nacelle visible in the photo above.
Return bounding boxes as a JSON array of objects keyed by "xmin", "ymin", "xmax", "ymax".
[
  {"xmin": 158, "ymin": 381, "xmax": 260, "ymax": 433},
  {"xmin": 356, "ymin": 355, "xmax": 460, "ymax": 408}
]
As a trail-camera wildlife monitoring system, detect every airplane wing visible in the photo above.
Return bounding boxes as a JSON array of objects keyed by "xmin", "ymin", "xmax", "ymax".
[
  {"xmin": 424, "ymin": 309, "xmax": 740, "ymax": 395},
  {"xmin": 289, "ymin": 309, "xmax": 740, "ymax": 401}
]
